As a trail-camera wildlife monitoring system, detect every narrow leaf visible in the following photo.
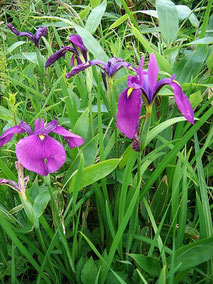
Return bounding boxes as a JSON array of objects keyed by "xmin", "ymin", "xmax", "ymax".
[
  {"xmin": 69, "ymin": 159, "xmax": 120, "ymax": 192},
  {"xmin": 85, "ymin": 1, "xmax": 107, "ymax": 34},
  {"xmin": 156, "ymin": 0, "xmax": 178, "ymax": 44}
]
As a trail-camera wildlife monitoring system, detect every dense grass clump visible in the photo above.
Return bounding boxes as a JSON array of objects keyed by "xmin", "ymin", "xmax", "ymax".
[{"xmin": 0, "ymin": 0, "xmax": 212, "ymax": 283}]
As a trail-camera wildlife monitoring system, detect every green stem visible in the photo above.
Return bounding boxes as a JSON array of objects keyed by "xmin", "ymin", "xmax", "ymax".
[
  {"xmin": 143, "ymin": 197, "xmax": 167, "ymax": 266},
  {"xmin": 35, "ymin": 226, "xmax": 46, "ymax": 253},
  {"xmin": 200, "ymin": 0, "xmax": 213, "ymax": 38},
  {"xmin": 86, "ymin": 67, "xmax": 94, "ymax": 137},
  {"xmin": 139, "ymin": 107, "xmax": 152, "ymax": 152},
  {"xmin": 108, "ymin": 77, "xmax": 118, "ymax": 159},
  {"xmin": 36, "ymin": 49, "xmax": 49, "ymax": 99}
]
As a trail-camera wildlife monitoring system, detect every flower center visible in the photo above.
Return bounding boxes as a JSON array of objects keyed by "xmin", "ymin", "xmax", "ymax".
[{"xmin": 39, "ymin": 135, "xmax": 45, "ymax": 141}]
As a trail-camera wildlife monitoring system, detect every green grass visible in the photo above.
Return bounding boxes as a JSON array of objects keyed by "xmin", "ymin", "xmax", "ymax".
[{"xmin": 0, "ymin": 0, "xmax": 212, "ymax": 283}]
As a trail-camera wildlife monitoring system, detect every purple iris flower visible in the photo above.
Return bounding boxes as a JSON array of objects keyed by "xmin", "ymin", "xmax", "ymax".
[
  {"xmin": 45, "ymin": 34, "xmax": 87, "ymax": 68},
  {"xmin": 7, "ymin": 23, "xmax": 47, "ymax": 48},
  {"xmin": 116, "ymin": 53, "xmax": 194, "ymax": 139},
  {"xmin": 65, "ymin": 57, "xmax": 135, "ymax": 80},
  {"xmin": 0, "ymin": 119, "xmax": 84, "ymax": 176}
]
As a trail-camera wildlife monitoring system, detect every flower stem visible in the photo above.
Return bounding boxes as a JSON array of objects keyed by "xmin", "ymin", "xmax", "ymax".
[
  {"xmin": 139, "ymin": 106, "xmax": 152, "ymax": 152},
  {"xmin": 86, "ymin": 60, "xmax": 94, "ymax": 137},
  {"xmin": 108, "ymin": 77, "xmax": 118, "ymax": 158}
]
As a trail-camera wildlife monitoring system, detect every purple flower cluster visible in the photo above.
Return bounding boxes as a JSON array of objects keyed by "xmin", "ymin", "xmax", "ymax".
[
  {"xmin": 116, "ymin": 53, "xmax": 194, "ymax": 139},
  {"xmin": 4, "ymin": 24, "xmax": 195, "ymax": 176},
  {"xmin": 45, "ymin": 34, "xmax": 194, "ymax": 142},
  {"xmin": 45, "ymin": 34, "xmax": 87, "ymax": 68},
  {"xmin": 45, "ymin": 35, "xmax": 135, "ymax": 82},
  {"xmin": 0, "ymin": 119, "xmax": 84, "ymax": 176}
]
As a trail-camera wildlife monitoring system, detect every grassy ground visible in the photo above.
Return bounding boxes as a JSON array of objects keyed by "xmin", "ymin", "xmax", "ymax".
[{"xmin": 0, "ymin": 0, "xmax": 212, "ymax": 283}]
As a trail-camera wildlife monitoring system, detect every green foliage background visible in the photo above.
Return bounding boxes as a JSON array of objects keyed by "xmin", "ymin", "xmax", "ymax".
[{"xmin": 0, "ymin": 0, "xmax": 212, "ymax": 283}]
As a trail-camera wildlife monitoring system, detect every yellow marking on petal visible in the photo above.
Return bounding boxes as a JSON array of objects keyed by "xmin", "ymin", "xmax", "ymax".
[
  {"xmin": 127, "ymin": 87, "xmax": 134, "ymax": 97},
  {"xmin": 173, "ymin": 80, "xmax": 180, "ymax": 86},
  {"xmin": 39, "ymin": 135, "xmax": 45, "ymax": 141}
]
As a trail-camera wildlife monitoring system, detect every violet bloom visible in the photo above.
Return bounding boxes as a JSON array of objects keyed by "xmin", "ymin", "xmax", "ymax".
[
  {"xmin": 65, "ymin": 57, "xmax": 135, "ymax": 80},
  {"xmin": 45, "ymin": 34, "xmax": 87, "ymax": 68},
  {"xmin": 116, "ymin": 53, "xmax": 194, "ymax": 139},
  {"xmin": 0, "ymin": 119, "xmax": 84, "ymax": 176},
  {"xmin": 7, "ymin": 23, "xmax": 47, "ymax": 48}
]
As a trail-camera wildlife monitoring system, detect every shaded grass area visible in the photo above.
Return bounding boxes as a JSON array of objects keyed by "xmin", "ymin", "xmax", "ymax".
[{"xmin": 0, "ymin": 0, "xmax": 212, "ymax": 283}]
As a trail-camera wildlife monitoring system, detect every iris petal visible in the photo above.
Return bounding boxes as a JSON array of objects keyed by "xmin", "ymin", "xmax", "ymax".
[
  {"xmin": 35, "ymin": 26, "xmax": 47, "ymax": 42},
  {"xmin": 7, "ymin": 24, "xmax": 47, "ymax": 47},
  {"xmin": 7, "ymin": 24, "xmax": 36, "ymax": 45},
  {"xmin": 148, "ymin": 53, "xmax": 159, "ymax": 100},
  {"xmin": 106, "ymin": 58, "xmax": 133, "ymax": 77},
  {"xmin": 0, "ymin": 125, "xmax": 25, "ymax": 147},
  {"xmin": 44, "ymin": 119, "xmax": 58, "ymax": 134},
  {"xmin": 90, "ymin": 60, "xmax": 107, "ymax": 71},
  {"xmin": 34, "ymin": 118, "xmax": 45, "ymax": 134},
  {"xmin": 45, "ymin": 46, "xmax": 73, "ymax": 68},
  {"xmin": 154, "ymin": 78, "xmax": 194, "ymax": 124},
  {"xmin": 69, "ymin": 34, "xmax": 87, "ymax": 61},
  {"xmin": 52, "ymin": 126, "xmax": 84, "ymax": 148},
  {"xmin": 16, "ymin": 135, "xmax": 66, "ymax": 176},
  {"xmin": 65, "ymin": 62, "xmax": 91, "ymax": 78},
  {"xmin": 138, "ymin": 56, "xmax": 144, "ymax": 85},
  {"xmin": 19, "ymin": 121, "xmax": 33, "ymax": 135},
  {"xmin": 116, "ymin": 88, "xmax": 142, "ymax": 139},
  {"xmin": 169, "ymin": 82, "xmax": 194, "ymax": 124}
]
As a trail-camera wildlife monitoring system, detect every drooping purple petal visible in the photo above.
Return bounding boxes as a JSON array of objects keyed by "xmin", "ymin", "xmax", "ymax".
[
  {"xmin": 7, "ymin": 23, "xmax": 36, "ymax": 44},
  {"xmin": 69, "ymin": 34, "xmax": 87, "ymax": 61},
  {"xmin": 16, "ymin": 135, "xmax": 66, "ymax": 176},
  {"xmin": 0, "ymin": 178, "xmax": 21, "ymax": 192},
  {"xmin": 7, "ymin": 23, "xmax": 20, "ymax": 35},
  {"xmin": 51, "ymin": 126, "xmax": 84, "ymax": 148},
  {"xmin": 90, "ymin": 59, "xmax": 107, "ymax": 71},
  {"xmin": 7, "ymin": 24, "xmax": 47, "ymax": 47},
  {"xmin": 65, "ymin": 62, "xmax": 91, "ymax": 78},
  {"xmin": 35, "ymin": 26, "xmax": 47, "ymax": 43},
  {"xmin": 116, "ymin": 88, "xmax": 142, "ymax": 139},
  {"xmin": 169, "ymin": 81, "xmax": 194, "ymax": 124},
  {"xmin": 18, "ymin": 121, "xmax": 33, "ymax": 135},
  {"xmin": 106, "ymin": 58, "xmax": 134, "ymax": 77},
  {"xmin": 154, "ymin": 77, "xmax": 194, "ymax": 124},
  {"xmin": 148, "ymin": 53, "xmax": 159, "ymax": 99},
  {"xmin": 16, "ymin": 31, "xmax": 36, "ymax": 44},
  {"xmin": 0, "ymin": 125, "xmax": 25, "ymax": 148},
  {"xmin": 45, "ymin": 46, "xmax": 74, "ymax": 68}
]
